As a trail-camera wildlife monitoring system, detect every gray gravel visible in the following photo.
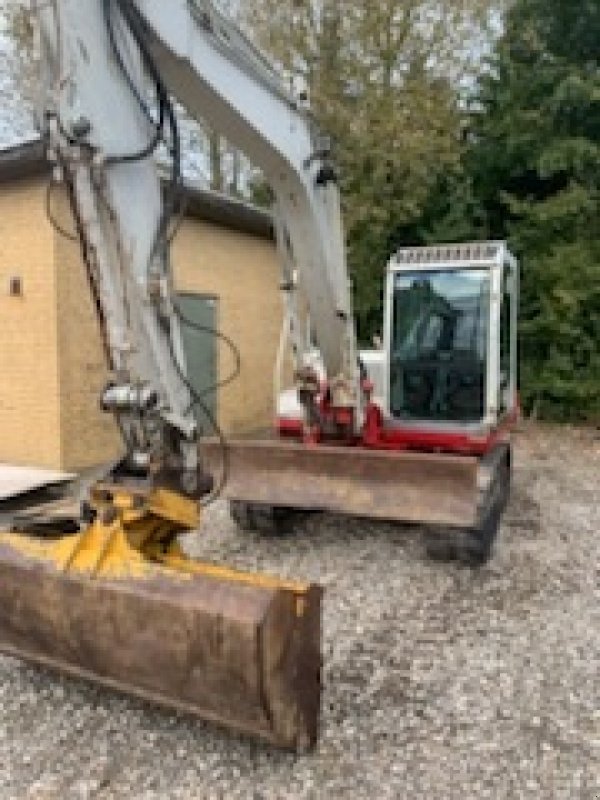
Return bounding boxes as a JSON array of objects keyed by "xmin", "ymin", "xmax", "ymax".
[{"xmin": 0, "ymin": 424, "xmax": 598, "ymax": 799}]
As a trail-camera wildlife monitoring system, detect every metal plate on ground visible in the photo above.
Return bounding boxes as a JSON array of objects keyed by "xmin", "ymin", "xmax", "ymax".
[
  {"xmin": 0, "ymin": 466, "xmax": 75, "ymax": 502},
  {"xmin": 203, "ymin": 438, "xmax": 480, "ymax": 527}
]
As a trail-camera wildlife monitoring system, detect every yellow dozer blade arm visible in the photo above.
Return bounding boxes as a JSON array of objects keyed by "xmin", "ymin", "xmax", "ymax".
[{"xmin": 0, "ymin": 484, "xmax": 321, "ymax": 751}]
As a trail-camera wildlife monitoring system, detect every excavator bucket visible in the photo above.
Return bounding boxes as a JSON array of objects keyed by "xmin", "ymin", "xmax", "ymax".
[
  {"xmin": 205, "ymin": 438, "xmax": 482, "ymax": 528},
  {"xmin": 0, "ymin": 494, "xmax": 321, "ymax": 750}
]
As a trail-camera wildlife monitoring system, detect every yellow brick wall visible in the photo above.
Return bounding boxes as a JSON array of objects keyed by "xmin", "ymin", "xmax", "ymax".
[
  {"xmin": 0, "ymin": 179, "xmax": 62, "ymax": 468},
  {"xmin": 0, "ymin": 176, "xmax": 284, "ymax": 471},
  {"xmin": 54, "ymin": 191, "xmax": 122, "ymax": 470}
]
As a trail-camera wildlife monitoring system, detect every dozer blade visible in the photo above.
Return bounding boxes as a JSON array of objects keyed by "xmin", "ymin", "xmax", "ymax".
[
  {"xmin": 205, "ymin": 438, "xmax": 481, "ymax": 527},
  {"xmin": 0, "ymin": 530, "xmax": 321, "ymax": 750}
]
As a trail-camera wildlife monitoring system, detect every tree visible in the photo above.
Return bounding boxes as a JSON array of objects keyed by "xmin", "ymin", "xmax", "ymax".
[
  {"xmin": 468, "ymin": 0, "xmax": 600, "ymax": 420},
  {"xmin": 243, "ymin": 0, "xmax": 499, "ymax": 340}
]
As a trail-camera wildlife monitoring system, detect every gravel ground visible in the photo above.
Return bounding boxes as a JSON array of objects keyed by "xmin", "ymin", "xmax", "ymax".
[{"xmin": 0, "ymin": 423, "xmax": 598, "ymax": 799}]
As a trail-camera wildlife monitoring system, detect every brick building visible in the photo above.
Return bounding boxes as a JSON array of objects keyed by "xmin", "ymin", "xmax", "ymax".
[{"xmin": 0, "ymin": 140, "xmax": 285, "ymax": 471}]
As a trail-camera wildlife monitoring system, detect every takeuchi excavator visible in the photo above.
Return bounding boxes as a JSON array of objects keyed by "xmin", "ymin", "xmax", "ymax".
[
  {"xmin": 217, "ymin": 240, "xmax": 519, "ymax": 566},
  {"xmin": 0, "ymin": 0, "xmax": 518, "ymax": 750}
]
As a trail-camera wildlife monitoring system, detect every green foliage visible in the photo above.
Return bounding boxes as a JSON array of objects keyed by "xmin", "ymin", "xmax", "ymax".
[
  {"xmin": 465, "ymin": 0, "xmax": 600, "ymax": 421},
  {"xmin": 518, "ymin": 242, "xmax": 600, "ymax": 420},
  {"xmin": 243, "ymin": 0, "xmax": 497, "ymax": 341}
]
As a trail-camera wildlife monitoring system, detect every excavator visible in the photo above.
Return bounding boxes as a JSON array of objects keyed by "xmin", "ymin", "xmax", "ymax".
[
  {"xmin": 0, "ymin": 0, "xmax": 518, "ymax": 750},
  {"xmin": 218, "ymin": 239, "xmax": 518, "ymax": 567}
]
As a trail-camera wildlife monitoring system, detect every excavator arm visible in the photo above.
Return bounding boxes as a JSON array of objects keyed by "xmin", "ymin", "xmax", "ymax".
[
  {"xmin": 37, "ymin": 0, "xmax": 203, "ymax": 493},
  {"xmin": 135, "ymin": 0, "xmax": 361, "ymax": 409},
  {"xmin": 36, "ymin": 0, "xmax": 363, "ymax": 485}
]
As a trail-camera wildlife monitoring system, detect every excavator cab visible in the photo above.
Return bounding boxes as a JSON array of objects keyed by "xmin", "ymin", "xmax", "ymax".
[{"xmin": 386, "ymin": 242, "xmax": 519, "ymax": 433}]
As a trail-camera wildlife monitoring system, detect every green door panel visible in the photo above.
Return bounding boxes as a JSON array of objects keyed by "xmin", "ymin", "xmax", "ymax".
[{"xmin": 177, "ymin": 293, "xmax": 218, "ymax": 431}]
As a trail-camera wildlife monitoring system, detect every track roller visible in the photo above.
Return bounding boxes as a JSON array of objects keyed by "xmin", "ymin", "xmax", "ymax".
[{"xmin": 229, "ymin": 501, "xmax": 299, "ymax": 536}]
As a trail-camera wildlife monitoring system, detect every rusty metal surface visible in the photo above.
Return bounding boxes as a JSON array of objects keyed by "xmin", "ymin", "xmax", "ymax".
[
  {"xmin": 0, "ymin": 541, "xmax": 321, "ymax": 750},
  {"xmin": 204, "ymin": 438, "xmax": 480, "ymax": 527}
]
